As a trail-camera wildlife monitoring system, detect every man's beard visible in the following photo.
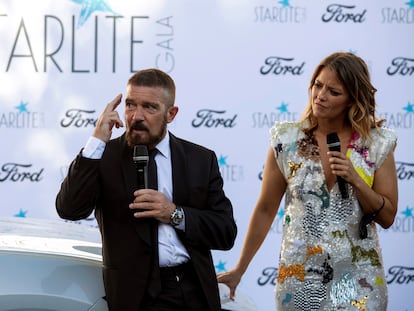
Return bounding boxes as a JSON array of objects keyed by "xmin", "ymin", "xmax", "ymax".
[{"xmin": 126, "ymin": 119, "xmax": 167, "ymax": 148}]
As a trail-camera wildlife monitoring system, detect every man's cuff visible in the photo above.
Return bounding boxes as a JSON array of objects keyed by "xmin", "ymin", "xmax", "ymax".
[{"xmin": 82, "ymin": 136, "xmax": 106, "ymax": 159}]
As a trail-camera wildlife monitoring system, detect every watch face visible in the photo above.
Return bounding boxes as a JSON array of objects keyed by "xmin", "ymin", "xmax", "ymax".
[{"xmin": 171, "ymin": 208, "xmax": 183, "ymax": 226}]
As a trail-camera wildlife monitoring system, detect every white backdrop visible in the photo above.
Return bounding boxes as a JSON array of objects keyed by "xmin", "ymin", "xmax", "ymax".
[{"xmin": 1, "ymin": 1, "xmax": 413, "ymax": 310}]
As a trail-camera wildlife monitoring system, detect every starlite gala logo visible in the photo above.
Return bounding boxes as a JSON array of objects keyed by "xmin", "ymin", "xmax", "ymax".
[
  {"xmin": 0, "ymin": 101, "xmax": 45, "ymax": 129},
  {"xmin": 379, "ymin": 102, "xmax": 414, "ymax": 129},
  {"xmin": 252, "ymin": 101, "xmax": 300, "ymax": 128},
  {"xmin": 254, "ymin": 0, "xmax": 306, "ymax": 23},
  {"xmin": 1, "ymin": 0, "xmax": 176, "ymax": 73},
  {"xmin": 381, "ymin": 1, "xmax": 414, "ymax": 24},
  {"xmin": 218, "ymin": 154, "xmax": 243, "ymax": 183}
]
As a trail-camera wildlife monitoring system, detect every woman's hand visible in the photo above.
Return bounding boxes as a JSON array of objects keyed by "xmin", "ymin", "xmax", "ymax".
[
  {"xmin": 217, "ymin": 269, "xmax": 243, "ymax": 300},
  {"xmin": 327, "ymin": 150, "xmax": 359, "ymax": 185}
]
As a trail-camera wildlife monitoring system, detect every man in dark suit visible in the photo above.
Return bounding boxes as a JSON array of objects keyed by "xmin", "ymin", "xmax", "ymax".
[{"xmin": 56, "ymin": 68, "xmax": 237, "ymax": 311}]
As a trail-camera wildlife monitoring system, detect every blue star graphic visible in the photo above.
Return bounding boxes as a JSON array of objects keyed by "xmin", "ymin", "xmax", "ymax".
[
  {"xmin": 406, "ymin": 0, "xmax": 414, "ymax": 8},
  {"xmin": 276, "ymin": 102, "xmax": 289, "ymax": 113},
  {"xmin": 218, "ymin": 155, "xmax": 228, "ymax": 167},
  {"xmin": 278, "ymin": 0, "xmax": 290, "ymax": 7},
  {"xmin": 402, "ymin": 102, "xmax": 414, "ymax": 114},
  {"xmin": 15, "ymin": 101, "xmax": 28, "ymax": 113},
  {"xmin": 215, "ymin": 260, "xmax": 227, "ymax": 273},
  {"xmin": 70, "ymin": 0, "xmax": 117, "ymax": 28},
  {"xmin": 401, "ymin": 206, "xmax": 413, "ymax": 218},
  {"xmin": 14, "ymin": 209, "xmax": 28, "ymax": 218}
]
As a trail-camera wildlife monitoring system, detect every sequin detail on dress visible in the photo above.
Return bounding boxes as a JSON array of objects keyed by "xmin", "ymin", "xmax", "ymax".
[{"xmin": 270, "ymin": 121, "xmax": 396, "ymax": 311}]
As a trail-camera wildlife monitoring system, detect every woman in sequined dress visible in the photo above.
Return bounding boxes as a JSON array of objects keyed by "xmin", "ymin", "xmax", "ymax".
[{"xmin": 217, "ymin": 52, "xmax": 398, "ymax": 310}]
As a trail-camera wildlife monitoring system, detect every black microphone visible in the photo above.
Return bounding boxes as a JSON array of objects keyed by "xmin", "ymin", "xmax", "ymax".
[
  {"xmin": 326, "ymin": 132, "xmax": 348, "ymax": 199},
  {"xmin": 133, "ymin": 145, "xmax": 149, "ymax": 190}
]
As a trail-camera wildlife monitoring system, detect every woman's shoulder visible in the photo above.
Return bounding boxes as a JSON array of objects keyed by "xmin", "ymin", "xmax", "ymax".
[
  {"xmin": 370, "ymin": 126, "xmax": 397, "ymax": 145},
  {"xmin": 365, "ymin": 126, "xmax": 397, "ymax": 167},
  {"xmin": 270, "ymin": 120, "xmax": 305, "ymax": 143}
]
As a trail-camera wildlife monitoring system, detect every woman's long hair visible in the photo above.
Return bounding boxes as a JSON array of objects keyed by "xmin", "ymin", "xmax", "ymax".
[{"xmin": 301, "ymin": 52, "xmax": 385, "ymax": 141}]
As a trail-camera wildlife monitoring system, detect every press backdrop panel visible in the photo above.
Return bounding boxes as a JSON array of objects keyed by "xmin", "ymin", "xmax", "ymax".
[{"xmin": 1, "ymin": 1, "xmax": 413, "ymax": 310}]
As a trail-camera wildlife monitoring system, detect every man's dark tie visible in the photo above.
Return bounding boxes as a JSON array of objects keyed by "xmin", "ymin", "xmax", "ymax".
[
  {"xmin": 147, "ymin": 148, "xmax": 161, "ymax": 298},
  {"xmin": 148, "ymin": 148, "xmax": 158, "ymax": 190}
]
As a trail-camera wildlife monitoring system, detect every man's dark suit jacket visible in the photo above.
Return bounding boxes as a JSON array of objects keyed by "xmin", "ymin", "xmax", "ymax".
[{"xmin": 56, "ymin": 132, "xmax": 237, "ymax": 311}]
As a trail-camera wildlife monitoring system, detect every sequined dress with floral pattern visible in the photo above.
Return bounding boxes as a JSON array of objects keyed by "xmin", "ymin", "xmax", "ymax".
[{"xmin": 270, "ymin": 121, "xmax": 396, "ymax": 311}]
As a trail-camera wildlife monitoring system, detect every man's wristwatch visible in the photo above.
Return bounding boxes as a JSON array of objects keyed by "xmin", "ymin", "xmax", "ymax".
[{"xmin": 170, "ymin": 206, "xmax": 184, "ymax": 226}]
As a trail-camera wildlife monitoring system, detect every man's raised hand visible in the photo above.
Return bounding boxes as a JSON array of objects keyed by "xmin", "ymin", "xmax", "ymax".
[{"xmin": 93, "ymin": 94, "xmax": 124, "ymax": 142}]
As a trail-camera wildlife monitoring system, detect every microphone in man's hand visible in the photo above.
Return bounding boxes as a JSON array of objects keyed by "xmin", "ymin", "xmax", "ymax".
[
  {"xmin": 326, "ymin": 132, "xmax": 348, "ymax": 199},
  {"xmin": 133, "ymin": 145, "xmax": 148, "ymax": 190}
]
